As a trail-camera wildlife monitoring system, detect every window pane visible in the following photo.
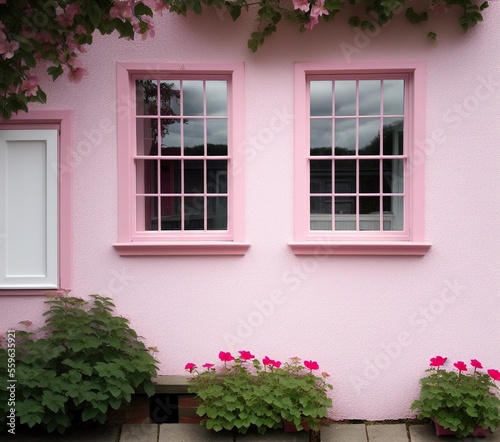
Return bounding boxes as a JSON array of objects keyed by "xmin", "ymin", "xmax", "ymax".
[
  {"xmin": 334, "ymin": 118, "xmax": 356, "ymax": 155},
  {"xmin": 184, "ymin": 160, "xmax": 204, "ymax": 193},
  {"xmin": 136, "ymin": 160, "xmax": 157, "ymax": 194},
  {"xmin": 334, "ymin": 160, "xmax": 356, "ymax": 193},
  {"xmin": 137, "ymin": 196, "xmax": 158, "ymax": 231},
  {"xmin": 334, "ymin": 81, "xmax": 356, "ymax": 116},
  {"xmin": 334, "ymin": 197, "xmax": 356, "ymax": 231},
  {"xmin": 183, "ymin": 80, "xmax": 203, "ymax": 116},
  {"xmin": 160, "ymin": 80, "xmax": 180, "ymax": 116},
  {"xmin": 206, "ymin": 81, "xmax": 227, "ymax": 116},
  {"xmin": 310, "ymin": 119, "xmax": 332, "ymax": 155},
  {"xmin": 310, "ymin": 196, "xmax": 332, "ymax": 230},
  {"xmin": 160, "ymin": 196, "xmax": 181, "ymax": 230},
  {"xmin": 136, "ymin": 80, "xmax": 157, "ymax": 116},
  {"xmin": 383, "ymin": 80, "xmax": 404, "ymax": 115},
  {"xmin": 310, "ymin": 81, "xmax": 332, "ymax": 116},
  {"xmin": 383, "ymin": 196, "xmax": 404, "ymax": 231},
  {"xmin": 161, "ymin": 119, "xmax": 181, "ymax": 155},
  {"xmin": 359, "ymin": 118, "xmax": 380, "ymax": 155},
  {"xmin": 359, "ymin": 160, "xmax": 380, "ymax": 193},
  {"xmin": 184, "ymin": 119, "xmax": 204, "ymax": 155},
  {"xmin": 160, "ymin": 160, "xmax": 181, "ymax": 194},
  {"xmin": 207, "ymin": 160, "xmax": 227, "ymax": 193},
  {"xmin": 207, "ymin": 119, "xmax": 227, "ymax": 156},
  {"xmin": 136, "ymin": 118, "xmax": 158, "ymax": 156},
  {"xmin": 184, "ymin": 196, "xmax": 204, "ymax": 230},
  {"xmin": 208, "ymin": 197, "xmax": 227, "ymax": 230},
  {"xmin": 359, "ymin": 196, "xmax": 380, "ymax": 230},
  {"xmin": 359, "ymin": 80, "xmax": 381, "ymax": 116},
  {"xmin": 383, "ymin": 159, "xmax": 404, "ymax": 193},
  {"xmin": 382, "ymin": 118, "xmax": 404, "ymax": 155},
  {"xmin": 310, "ymin": 160, "xmax": 332, "ymax": 194}
]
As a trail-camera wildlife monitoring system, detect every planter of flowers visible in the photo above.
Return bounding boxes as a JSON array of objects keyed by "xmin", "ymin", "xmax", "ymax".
[
  {"xmin": 411, "ymin": 356, "xmax": 500, "ymax": 438},
  {"xmin": 184, "ymin": 351, "xmax": 332, "ymax": 435}
]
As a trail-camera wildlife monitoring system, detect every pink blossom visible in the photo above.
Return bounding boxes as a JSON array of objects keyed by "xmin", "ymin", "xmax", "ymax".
[
  {"xmin": 471, "ymin": 359, "xmax": 483, "ymax": 369},
  {"xmin": 262, "ymin": 356, "xmax": 275, "ymax": 366},
  {"xmin": 304, "ymin": 360, "xmax": 320, "ymax": 370},
  {"xmin": 21, "ymin": 76, "xmax": 39, "ymax": 97},
  {"xmin": 67, "ymin": 64, "xmax": 89, "ymax": 84},
  {"xmin": 202, "ymin": 363, "xmax": 214, "ymax": 370},
  {"xmin": 454, "ymin": 361, "xmax": 467, "ymax": 372},
  {"xmin": 304, "ymin": 15, "xmax": 319, "ymax": 30},
  {"xmin": 310, "ymin": 0, "xmax": 329, "ymax": 18},
  {"xmin": 292, "ymin": 0, "xmax": 310, "ymax": 12},
  {"xmin": 273, "ymin": 360, "xmax": 281, "ymax": 368},
  {"xmin": 65, "ymin": 2, "xmax": 81, "ymax": 19},
  {"xmin": 110, "ymin": 1, "xmax": 134, "ymax": 19},
  {"xmin": 142, "ymin": 0, "xmax": 169, "ymax": 15},
  {"xmin": 429, "ymin": 356, "xmax": 447, "ymax": 367},
  {"xmin": 488, "ymin": 369, "xmax": 500, "ymax": 381},
  {"xmin": 56, "ymin": 13, "xmax": 74, "ymax": 27},
  {"xmin": 218, "ymin": 351, "xmax": 234, "ymax": 362},
  {"xmin": 140, "ymin": 16, "xmax": 155, "ymax": 39},
  {"xmin": 0, "ymin": 40, "xmax": 19, "ymax": 59},
  {"xmin": 184, "ymin": 362, "xmax": 197, "ymax": 372},
  {"xmin": 75, "ymin": 25, "xmax": 88, "ymax": 36},
  {"xmin": 238, "ymin": 350, "xmax": 255, "ymax": 361}
]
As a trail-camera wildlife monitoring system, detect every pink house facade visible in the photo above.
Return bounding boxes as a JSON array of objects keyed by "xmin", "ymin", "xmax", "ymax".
[{"xmin": 1, "ymin": 4, "xmax": 499, "ymax": 420}]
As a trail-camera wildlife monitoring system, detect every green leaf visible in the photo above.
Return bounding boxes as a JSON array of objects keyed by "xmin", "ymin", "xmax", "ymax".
[
  {"xmin": 427, "ymin": 31, "xmax": 437, "ymax": 41},
  {"xmin": 87, "ymin": 1, "xmax": 102, "ymax": 28},
  {"xmin": 47, "ymin": 66, "xmax": 64, "ymax": 81}
]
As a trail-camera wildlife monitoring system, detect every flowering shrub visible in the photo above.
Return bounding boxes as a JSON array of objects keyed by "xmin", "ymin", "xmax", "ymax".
[
  {"xmin": 411, "ymin": 356, "xmax": 500, "ymax": 437},
  {"xmin": 185, "ymin": 351, "xmax": 332, "ymax": 434},
  {"xmin": 0, "ymin": 0, "xmax": 169, "ymax": 120}
]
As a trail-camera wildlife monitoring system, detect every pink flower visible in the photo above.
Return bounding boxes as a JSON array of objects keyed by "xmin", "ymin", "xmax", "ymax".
[
  {"xmin": 429, "ymin": 356, "xmax": 447, "ymax": 367},
  {"xmin": 65, "ymin": 2, "xmax": 80, "ymax": 19},
  {"xmin": 140, "ymin": 16, "xmax": 155, "ymax": 40},
  {"xmin": 218, "ymin": 351, "xmax": 234, "ymax": 362},
  {"xmin": 454, "ymin": 361, "xmax": 467, "ymax": 372},
  {"xmin": 310, "ymin": 0, "xmax": 329, "ymax": 18},
  {"xmin": 238, "ymin": 350, "xmax": 255, "ymax": 361},
  {"xmin": 55, "ymin": 13, "xmax": 74, "ymax": 27},
  {"xmin": 304, "ymin": 15, "xmax": 319, "ymax": 30},
  {"xmin": 68, "ymin": 60, "xmax": 89, "ymax": 83},
  {"xmin": 488, "ymin": 369, "xmax": 500, "ymax": 381},
  {"xmin": 21, "ymin": 76, "xmax": 39, "ymax": 97},
  {"xmin": 272, "ymin": 360, "xmax": 281, "ymax": 368},
  {"xmin": 110, "ymin": 1, "xmax": 134, "ymax": 19},
  {"xmin": 262, "ymin": 356, "xmax": 275, "ymax": 366},
  {"xmin": 202, "ymin": 363, "xmax": 214, "ymax": 370},
  {"xmin": 184, "ymin": 362, "xmax": 197, "ymax": 373},
  {"xmin": 75, "ymin": 25, "xmax": 88, "ymax": 36},
  {"xmin": 0, "ymin": 40, "xmax": 19, "ymax": 59},
  {"xmin": 304, "ymin": 360, "xmax": 320, "ymax": 370},
  {"xmin": 142, "ymin": 0, "xmax": 169, "ymax": 14},
  {"xmin": 292, "ymin": 0, "xmax": 310, "ymax": 12},
  {"xmin": 471, "ymin": 359, "xmax": 483, "ymax": 369}
]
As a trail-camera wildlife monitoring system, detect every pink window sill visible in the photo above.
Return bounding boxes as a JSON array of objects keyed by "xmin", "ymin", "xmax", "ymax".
[
  {"xmin": 288, "ymin": 241, "xmax": 432, "ymax": 256},
  {"xmin": 113, "ymin": 242, "xmax": 251, "ymax": 256}
]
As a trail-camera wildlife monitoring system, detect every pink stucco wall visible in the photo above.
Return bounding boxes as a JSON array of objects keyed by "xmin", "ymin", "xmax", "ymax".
[{"xmin": 1, "ymin": 4, "xmax": 500, "ymax": 420}]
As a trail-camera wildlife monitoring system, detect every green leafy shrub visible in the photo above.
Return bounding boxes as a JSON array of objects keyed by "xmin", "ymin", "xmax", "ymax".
[
  {"xmin": 185, "ymin": 351, "xmax": 332, "ymax": 434},
  {"xmin": 0, "ymin": 294, "xmax": 158, "ymax": 434},
  {"xmin": 411, "ymin": 356, "xmax": 500, "ymax": 437}
]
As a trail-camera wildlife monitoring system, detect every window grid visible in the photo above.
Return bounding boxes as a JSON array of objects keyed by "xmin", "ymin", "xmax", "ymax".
[
  {"xmin": 134, "ymin": 77, "xmax": 230, "ymax": 235},
  {"xmin": 308, "ymin": 74, "xmax": 408, "ymax": 235}
]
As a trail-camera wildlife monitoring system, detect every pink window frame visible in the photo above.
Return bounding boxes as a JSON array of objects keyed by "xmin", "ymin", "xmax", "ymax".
[
  {"xmin": 290, "ymin": 61, "xmax": 431, "ymax": 256},
  {"xmin": 113, "ymin": 62, "xmax": 249, "ymax": 256},
  {"xmin": 0, "ymin": 110, "xmax": 73, "ymax": 293}
]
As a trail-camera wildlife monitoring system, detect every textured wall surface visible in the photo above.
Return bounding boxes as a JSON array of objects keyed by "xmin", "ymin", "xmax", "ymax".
[{"xmin": 1, "ymin": 4, "xmax": 500, "ymax": 420}]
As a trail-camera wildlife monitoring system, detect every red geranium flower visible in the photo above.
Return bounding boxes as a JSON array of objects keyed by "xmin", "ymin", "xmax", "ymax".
[
  {"xmin": 238, "ymin": 350, "xmax": 255, "ymax": 361},
  {"xmin": 184, "ymin": 362, "xmax": 197, "ymax": 373},
  {"xmin": 202, "ymin": 363, "xmax": 214, "ymax": 370},
  {"xmin": 218, "ymin": 351, "xmax": 234, "ymax": 362},
  {"xmin": 470, "ymin": 359, "xmax": 483, "ymax": 369},
  {"xmin": 454, "ymin": 361, "xmax": 467, "ymax": 372},
  {"xmin": 488, "ymin": 369, "xmax": 500, "ymax": 381},
  {"xmin": 429, "ymin": 356, "xmax": 447, "ymax": 367},
  {"xmin": 273, "ymin": 360, "xmax": 282, "ymax": 368},
  {"xmin": 304, "ymin": 360, "xmax": 319, "ymax": 370}
]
